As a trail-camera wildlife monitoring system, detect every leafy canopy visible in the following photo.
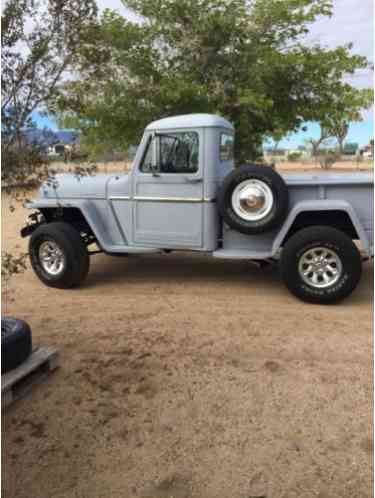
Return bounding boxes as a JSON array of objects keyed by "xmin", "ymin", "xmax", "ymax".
[
  {"xmin": 2, "ymin": 0, "xmax": 97, "ymax": 187},
  {"xmin": 2, "ymin": 0, "xmax": 97, "ymax": 147},
  {"xmin": 58, "ymin": 0, "xmax": 371, "ymax": 161},
  {"xmin": 2, "ymin": 0, "xmax": 97, "ymax": 278}
]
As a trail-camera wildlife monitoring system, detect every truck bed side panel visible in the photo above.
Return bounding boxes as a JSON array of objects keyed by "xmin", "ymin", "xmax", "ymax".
[{"xmin": 219, "ymin": 176, "xmax": 374, "ymax": 258}]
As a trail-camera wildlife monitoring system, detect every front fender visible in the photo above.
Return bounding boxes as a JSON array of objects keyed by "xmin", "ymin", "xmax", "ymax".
[
  {"xmin": 272, "ymin": 200, "xmax": 371, "ymax": 255},
  {"xmin": 25, "ymin": 198, "xmax": 126, "ymax": 249}
]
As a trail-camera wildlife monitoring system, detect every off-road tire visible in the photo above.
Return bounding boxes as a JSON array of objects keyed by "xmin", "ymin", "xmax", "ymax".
[
  {"xmin": 29, "ymin": 222, "xmax": 89, "ymax": 289},
  {"xmin": 218, "ymin": 164, "xmax": 289, "ymax": 234},
  {"xmin": 1, "ymin": 317, "xmax": 32, "ymax": 374},
  {"xmin": 280, "ymin": 226, "xmax": 362, "ymax": 304}
]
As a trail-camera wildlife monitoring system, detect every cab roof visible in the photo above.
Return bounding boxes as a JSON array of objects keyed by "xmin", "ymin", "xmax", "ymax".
[{"xmin": 146, "ymin": 113, "xmax": 234, "ymax": 131}]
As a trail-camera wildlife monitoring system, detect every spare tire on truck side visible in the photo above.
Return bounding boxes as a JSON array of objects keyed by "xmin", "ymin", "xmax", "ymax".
[
  {"xmin": 218, "ymin": 164, "xmax": 289, "ymax": 235},
  {"xmin": 1, "ymin": 317, "xmax": 32, "ymax": 374}
]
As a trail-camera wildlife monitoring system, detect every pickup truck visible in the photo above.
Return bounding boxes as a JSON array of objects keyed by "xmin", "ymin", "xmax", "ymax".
[{"xmin": 22, "ymin": 114, "xmax": 373, "ymax": 304}]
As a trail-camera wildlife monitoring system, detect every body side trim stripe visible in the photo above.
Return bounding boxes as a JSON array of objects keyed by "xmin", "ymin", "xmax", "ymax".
[{"xmin": 110, "ymin": 196, "xmax": 216, "ymax": 203}]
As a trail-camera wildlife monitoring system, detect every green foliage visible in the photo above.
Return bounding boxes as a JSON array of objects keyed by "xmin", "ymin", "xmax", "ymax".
[
  {"xmin": 287, "ymin": 152, "xmax": 302, "ymax": 162},
  {"xmin": 2, "ymin": 0, "xmax": 98, "ymax": 175},
  {"xmin": 57, "ymin": 0, "xmax": 372, "ymax": 161},
  {"xmin": 319, "ymin": 86, "xmax": 373, "ymax": 152},
  {"xmin": 2, "ymin": 0, "xmax": 97, "ymax": 277},
  {"xmin": 307, "ymin": 84, "xmax": 372, "ymax": 159},
  {"xmin": 2, "ymin": 0, "xmax": 98, "ymax": 188},
  {"xmin": 2, "ymin": 0, "xmax": 97, "ymax": 149}
]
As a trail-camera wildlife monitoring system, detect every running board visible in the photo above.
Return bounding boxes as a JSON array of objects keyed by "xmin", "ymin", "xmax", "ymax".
[
  {"xmin": 212, "ymin": 249, "xmax": 274, "ymax": 260},
  {"xmin": 104, "ymin": 245, "xmax": 162, "ymax": 254}
]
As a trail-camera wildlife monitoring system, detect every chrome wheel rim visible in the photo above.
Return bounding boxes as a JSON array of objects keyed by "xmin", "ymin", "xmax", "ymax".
[
  {"xmin": 38, "ymin": 240, "xmax": 65, "ymax": 276},
  {"xmin": 231, "ymin": 179, "xmax": 274, "ymax": 222},
  {"xmin": 298, "ymin": 247, "xmax": 342, "ymax": 289}
]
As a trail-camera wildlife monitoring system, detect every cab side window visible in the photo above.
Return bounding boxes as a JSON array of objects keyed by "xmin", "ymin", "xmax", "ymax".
[
  {"xmin": 220, "ymin": 133, "xmax": 234, "ymax": 161},
  {"xmin": 140, "ymin": 137, "xmax": 153, "ymax": 173},
  {"xmin": 159, "ymin": 132, "xmax": 199, "ymax": 174},
  {"xmin": 140, "ymin": 132, "xmax": 199, "ymax": 174}
]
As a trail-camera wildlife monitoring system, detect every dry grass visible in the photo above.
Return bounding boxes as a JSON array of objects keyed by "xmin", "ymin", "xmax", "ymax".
[
  {"xmin": 48, "ymin": 159, "xmax": 373, "ymax": 176},
  {"xmin": 276, "ymin": 159, "xmax": 373, "ymax": 173}
]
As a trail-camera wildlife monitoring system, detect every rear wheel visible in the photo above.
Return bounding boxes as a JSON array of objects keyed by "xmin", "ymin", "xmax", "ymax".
[
  {"xmin": 29, "ymin": 222, "xmax": 89, "ymax": 289},
  {"xmin": 280, "ymin": 226, "xmax": 362, "ymax": 304}
]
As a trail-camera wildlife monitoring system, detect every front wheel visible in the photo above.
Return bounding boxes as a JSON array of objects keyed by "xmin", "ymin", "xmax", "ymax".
[
  {"xmin": 29, "ymin": 222, "xmax": 90, "ymax": 289},
  {"xmin": 280, "ymin": 226, "xmax": 362, "ymax": 304}
]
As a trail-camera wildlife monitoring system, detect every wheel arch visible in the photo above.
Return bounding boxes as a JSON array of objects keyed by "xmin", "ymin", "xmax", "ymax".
[
  {"xmin": 25, "ymin": 200, "xmax": 106, "ymax": 248},
  {"xmin": 40, "ymin": 206, "xmax": 89, "ymax": 227},
  {"xmin": 272, "ymin": 200, "xmax": 371, "ymax": 255}
]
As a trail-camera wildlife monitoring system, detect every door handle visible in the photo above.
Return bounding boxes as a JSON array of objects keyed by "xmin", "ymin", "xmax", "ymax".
[{"xmin": 184, "ymin": 176, "xmax": 202, "ymax": 183}]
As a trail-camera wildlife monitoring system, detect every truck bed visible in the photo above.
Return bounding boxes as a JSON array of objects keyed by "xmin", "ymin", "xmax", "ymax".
[
  {"xmin": 215, "ymin": 171, "xmax": 374, "ymax": 260},
  {"xmin": 282, "ymin": 172, "xmax": 373, "ymax": 186}
]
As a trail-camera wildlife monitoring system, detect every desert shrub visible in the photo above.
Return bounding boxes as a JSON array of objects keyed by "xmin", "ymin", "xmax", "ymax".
[
  {"xmin": 318, "ymin": 152, "xmax": 340, "ymax": 170},
  {"xmin": 287, "ymin": 152, "xmax": 302, "ymax": 162}
]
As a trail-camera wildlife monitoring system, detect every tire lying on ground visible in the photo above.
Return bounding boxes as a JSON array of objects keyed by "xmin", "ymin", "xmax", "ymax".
[
  {"xmin": 218, "ymin": 164, "xmax": 289, "ymax": 235},
  {"xmin": 29, "ymin": 221, "xmax": 90, "ymax": 289},
  {"xmin": 280, "ymin": 226, "xmax": 362, "ymax": 304},
  {"xmin": 1, "ymin": 317, "xmax": 32, "ymax": 374}
]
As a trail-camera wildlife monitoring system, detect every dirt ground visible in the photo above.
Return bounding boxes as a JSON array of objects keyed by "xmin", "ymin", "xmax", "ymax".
[{"xmin": 1, "ymin": 175, "xmax": 373, "ymax": 498}]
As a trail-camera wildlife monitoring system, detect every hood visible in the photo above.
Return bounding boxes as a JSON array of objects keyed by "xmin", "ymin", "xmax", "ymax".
[{"xmin": 40, "ymin": 173, "xmax": 116, "ymax": 199}]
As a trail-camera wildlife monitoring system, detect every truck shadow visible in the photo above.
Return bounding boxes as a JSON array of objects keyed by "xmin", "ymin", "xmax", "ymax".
[
  {"xmin": 83, "ymin": 252, "xmax": 373, "ymax": 305},
  {"xmin": 85, "ymin": 252, "xmax": 278, "ymax": 286}
]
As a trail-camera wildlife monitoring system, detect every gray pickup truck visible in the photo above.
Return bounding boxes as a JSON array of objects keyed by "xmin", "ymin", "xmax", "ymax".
[{"xmin": 22, "ymin": 114, "xmax": 373, "ymax": 304}]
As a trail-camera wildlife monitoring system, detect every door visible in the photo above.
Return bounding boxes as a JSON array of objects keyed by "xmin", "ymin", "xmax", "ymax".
[{"xmin": 133, "ymin": 130, "xmax": 204, "ymax": 248}]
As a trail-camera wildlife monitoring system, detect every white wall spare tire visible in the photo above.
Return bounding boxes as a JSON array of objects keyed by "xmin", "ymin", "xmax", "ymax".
[{"xmin": 218, "ymin": 164, "xmax": 289, "ymax": 234}]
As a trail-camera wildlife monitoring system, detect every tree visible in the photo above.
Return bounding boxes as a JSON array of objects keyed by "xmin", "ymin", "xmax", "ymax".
[
  {"xmin": 2, "ymin": 0, "xmax": 97, "ymax": 279},
  {"xmin": 2, "ymin": 0, "xmax": 97, "ymax": 187},
  {"xmin": 324, "ymin": 87, "xmax": 372, "ymax": 154},
  {"xmin": 308, "ymin": 84, "xmax": 372, "ymax": 167},
  {"xmin": 56, "ymin": 0, "xmax": 372, "ymax": 162},
  {"xmin": 269, "ymin": 129, "xmax": 287, "ymax": 152},
  {"xmin": 332, "ymin": 121, "xmax": 349, "ymax": 154},
  {"xmin": 308, "ymin": 125, "xmax": 333, "ymax": 158}
]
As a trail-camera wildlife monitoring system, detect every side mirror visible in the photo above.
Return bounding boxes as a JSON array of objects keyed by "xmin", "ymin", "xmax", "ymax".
[{"xmin": 149, "ymin": 162, "xmax": 160, "ymax": 177}]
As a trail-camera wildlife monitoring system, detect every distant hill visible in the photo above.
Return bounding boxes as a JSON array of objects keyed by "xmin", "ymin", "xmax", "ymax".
[{"xmin": 22, "ymin": 128, "xmax": 79, "ymax": 148}]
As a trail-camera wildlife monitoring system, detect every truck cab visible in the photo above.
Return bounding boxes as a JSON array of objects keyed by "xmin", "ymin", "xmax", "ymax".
[
  {"xmin": 23, "ymin": 113, "xmax": 373, "ymax": 304},
  {"xmin": 108, "ymin": 114, "xmax": 234, "ymax": 251}
]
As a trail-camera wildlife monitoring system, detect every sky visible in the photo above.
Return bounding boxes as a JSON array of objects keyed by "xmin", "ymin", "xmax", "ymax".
[{"xmin": 35, "ymin": 0, "xmax": 374, "ymax": 148}]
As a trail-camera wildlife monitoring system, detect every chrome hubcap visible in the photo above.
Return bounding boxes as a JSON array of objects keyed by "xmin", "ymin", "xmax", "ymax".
[
  {"xmin": 298, "ymin": 247, "xmax": 342, "ymax": 289},
  {"xmin": 232, "ymin": 179, "xmax": 274, "ymax": 222},
  {"xmin": 39, "ymin": 240, "xmax": 65, "ymax": 276}
]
